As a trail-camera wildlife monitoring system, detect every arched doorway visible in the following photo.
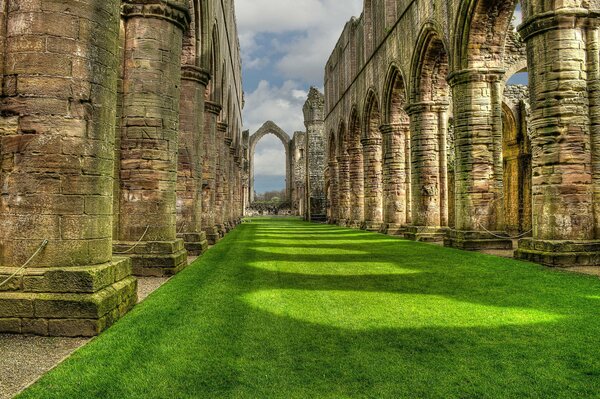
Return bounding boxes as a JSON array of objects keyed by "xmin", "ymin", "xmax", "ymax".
[{"xmin": 248, "ymin": 121, "xmax": 292, "ymax": 206}]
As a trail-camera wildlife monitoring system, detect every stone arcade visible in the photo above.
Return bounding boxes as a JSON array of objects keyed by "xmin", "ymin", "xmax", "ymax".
[
  {"xmin": 0, "ymin": 0, "xmax": 244, "ymax": 336},
  {"xmin": 324, "ymin": 0, "xmax": 600, "ymax": 268}
]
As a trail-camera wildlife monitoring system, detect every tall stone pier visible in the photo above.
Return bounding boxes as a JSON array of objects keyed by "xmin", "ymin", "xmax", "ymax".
[{"xmin": 0, "ymin": 0, "xmax": 136, "ymax": 336}]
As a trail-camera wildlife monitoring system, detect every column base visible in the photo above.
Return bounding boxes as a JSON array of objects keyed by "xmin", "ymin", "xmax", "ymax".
[
  {"xmin": 348, "ymin": 220, "xmax": 362, "ymax": 229},
  {"xmin": 404, "ymin": 226, "xmax": 448, "ymax": 242},
  {"xmin": 0, "ymin": 257, "xmax": 137, "ymax": 337},
  {"xmin": 113, "ymin": 239, "xmax": 187, "ymax": 277},
  {"xmin": 177, "ymin": 232, "xmax": 209, "ymax": 256},
  {"xmin": 204, "ymin": 226, "xmax": 221, "ymax": 245},
  {"xmin": 384, "ymin": 223, "xmax": 406, "ymax": 236},
  {"xmin": 338, "ymin": 219, "xmax": 349, "ymax": 227},
  {"xmin": 515, "ymin": 238, "xmax": 600, "ymax": 268},
  {"xmin": 444, "ymin": 229, "xmax": 513, "ymax": 251},
  {"xmin": 362, "ymin": 221, "xmax": 384, "ymax": 232}
]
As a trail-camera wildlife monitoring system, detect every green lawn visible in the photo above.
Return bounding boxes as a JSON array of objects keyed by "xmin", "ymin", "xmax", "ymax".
[{"xmin": 18, "ymin": 217, "xmax": 600, "ymax": 398}]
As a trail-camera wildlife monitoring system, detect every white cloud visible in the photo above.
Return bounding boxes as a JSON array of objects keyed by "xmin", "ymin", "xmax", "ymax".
[
  {"xmin": 254, "ymin": 135, "xmax": 287, "ymax": 176},
  {"xmin": 243, "ymin": 80, "xmax": 307, "ymax": 133},
  {"xmin": 236, "ymin": 0, "xmax": 362, "ymax": 85}
]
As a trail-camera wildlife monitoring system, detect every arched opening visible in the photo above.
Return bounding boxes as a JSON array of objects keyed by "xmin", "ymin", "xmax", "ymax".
[
  {"xmin": 248, "ymin": 122, "xmax": 292, "ymax": 216},
  {"xmin": 326, "ymin": 131, "xmax": 338, "ymax": 224},
  {"xmin": 362, "ymin": 91, "xmax": 383, "ymax": 230},
  {"xmin": 348, "ymin": 109, "xmax": 364, "ymax": 227},
  {"xmin": 336, "ymin": 122, "xmax": 351, "ymax": 225},
  {"xmin": 407, "ymin": 25, "xmax": 450, "ymax": 239},
  {"xmin": 382, "ymin": 66, "xmax": 410, "ymax": 233},
  {"xmin": 447, "ymin": 0, "xmax": 531, "ymax": 250}
]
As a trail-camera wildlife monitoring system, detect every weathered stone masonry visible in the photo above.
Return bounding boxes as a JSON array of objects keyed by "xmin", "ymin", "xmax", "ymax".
[
  {"xmin": 0, "ymin": 0, "xmax": 244, "ymax": 336},
  {"xmin": 325, "ymin": 0, "xmax": 600, "ymax": 268}
]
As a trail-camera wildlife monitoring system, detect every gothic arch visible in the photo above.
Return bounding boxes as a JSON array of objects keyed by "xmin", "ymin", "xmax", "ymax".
[
  {"xmin": 248, "ymin": 121, "xmax": 292, "ymax": 203},
  {"xmin": 410, "ymin": 22, "xmax": 450, "ymax": 104},
  {"xmin": 362, "ymin": 89, "xmax": 381, "ymax": 140},
  {"xmin": 383, "ymin": 64, "xmax": 409, "ymax": 126},
  {"xmin": 452, "ymin": 0, "xmax": 519, "ymax": 71}
]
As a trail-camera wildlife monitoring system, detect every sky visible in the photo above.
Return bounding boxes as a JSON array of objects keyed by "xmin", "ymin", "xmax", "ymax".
[
  {"xmin": 236, "ymin": 0, "xmax": 363, "ymax": 194},
  {"xmin": 236, "ymin": 1, "xmax": 526, "ymax": 194}
]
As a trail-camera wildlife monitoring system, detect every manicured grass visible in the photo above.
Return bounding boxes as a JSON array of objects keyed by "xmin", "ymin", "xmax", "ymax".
[{"xmin": 18, "ymin": 218, "xmax": 600, "ymax": 398}]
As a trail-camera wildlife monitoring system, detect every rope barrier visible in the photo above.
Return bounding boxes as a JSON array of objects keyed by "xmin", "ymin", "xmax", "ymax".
[
  {"xmin": 114, "ymin": 225, "xmax": 150, "ymax": 254},
  {"xmin": 0, "ymin": 239, "xmax": 48, "ymax": 289}
]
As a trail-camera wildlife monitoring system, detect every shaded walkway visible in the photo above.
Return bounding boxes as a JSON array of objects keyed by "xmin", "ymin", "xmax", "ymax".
[{"xmin": 18, "ymin": 218, "xmax": 600, "ymax": 398}]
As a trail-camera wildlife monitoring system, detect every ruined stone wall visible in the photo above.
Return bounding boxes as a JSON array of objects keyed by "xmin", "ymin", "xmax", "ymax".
[
  {"xmin": 325, "ymin": 0, "xmax": 600, "ymax": 267},
  {"xmin": 304, "ymin": 88, "xmax": 327, "ymax": 222},
  {"xmin": 0, "ymin": 0, "xmax": 244, "ymax": 336},
  {"xmin": 291, "ymin": 132, "xmax": 306, "ymax": 215}
]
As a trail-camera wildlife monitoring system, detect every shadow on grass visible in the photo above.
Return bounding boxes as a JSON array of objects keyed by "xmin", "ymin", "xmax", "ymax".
[{"xmin": 18, "ymin": 217, "xmax": 600, "ymax": 399}]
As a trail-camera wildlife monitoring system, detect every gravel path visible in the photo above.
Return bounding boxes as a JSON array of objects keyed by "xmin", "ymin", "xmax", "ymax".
[{"xmin": 0, "ymin": 275, "xmax": 173, "ymax": 399}]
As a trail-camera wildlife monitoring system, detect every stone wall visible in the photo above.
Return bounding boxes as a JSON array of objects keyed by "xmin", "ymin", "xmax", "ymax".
[
  {"xmin": 0, "ymin": 0, "xmax": 244, "ymax": 336},
  {"xmin": 325, "ymin": 0, "xmax": 600, "ymax": 267}
]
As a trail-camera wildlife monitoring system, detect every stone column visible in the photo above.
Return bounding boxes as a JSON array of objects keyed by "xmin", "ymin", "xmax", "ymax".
[
  {"xmin": 361, "ymin": 137, "xmax": 384, "ymax": 231},
  {"xmin": 328, "ymin": 160, "xmax": 339, "ymax": 224},
  {"xmin": 223, "ymin": 136, "xmax": 233, "ymax": 230},
  {"xmin": 444, "ymin": 70, "xmax": 512, "ymax": 250},
  {"xmin": 176, "ymin": 65, "xmax": 210, "ymax": 255},
  {"xmin": 336, "ymin": 154, "xmax": 351, "ymax": 226},
  {"xmin": 214, "ymin": 122, "xmax": 228, "ymax": 236},
  {"xmin": 202, "ymin": 101, "xmax": 221, "ymax": 244},
  {"xmin": 114, "ymin": 0, "xmax": 190, "ymax": 276},
  {"xmin": 516, "ymin": 8, "xmax": 600, "ymax": 266},
  {"xmin": 404, "ymin": 102, "xmax": 448, "ymax": 241},
  {"xmin": 0, "ymin": 0, "xmax": 136, "ymax": 336},
  {"xmin": 381, "ymin": 123, "xmax": 408, "ymax": 235},
  {"xmin": 348, "ymin": 146, "xmax": 365, "ymax": 227}
]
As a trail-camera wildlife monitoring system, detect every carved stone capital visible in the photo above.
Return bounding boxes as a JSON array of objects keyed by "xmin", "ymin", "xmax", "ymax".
[
  {"xmin": 518, "ymin": 8, "xmax": 595, "ymax": 41},
  {"xmin": 217, "ymin": 122, "xmax": 228, "ymax": 134},
  {"xmin": 447, "ymin": 68, "xmax": 505, "ymax": 88},
  {"xmin": 122, "ymin": 1, "xmax": 191, "ymax": 31},
  {"xmin": 181, "ymin": 65, "xmax": 211, "ymax": 86},
  {"xmin": 405, "ymin": 101, "xmax": 450, "ymax": 115},
  {"xmin": 205, "ymin": 101, "xmax": 222, "ymax": 116}
]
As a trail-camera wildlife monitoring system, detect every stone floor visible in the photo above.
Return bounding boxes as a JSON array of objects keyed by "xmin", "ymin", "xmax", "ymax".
[{"xmin": 0, "ymin": 275, "xmax": 172, "ymax": 399}]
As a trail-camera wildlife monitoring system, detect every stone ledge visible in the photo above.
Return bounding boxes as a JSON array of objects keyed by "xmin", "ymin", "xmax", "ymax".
[
  {"xmin": 0, "ymin": 276, "xmax": 137, "ymax": 337},
  {"xmin": 361, "ymin": 221, "xmax": 384, "ymax": 232},
  {"xmin": 404, "ymin": 226, "xmax": 448, "ymax": 242},
  {"xmin": 383, "ymin": 223, "xmax": 405, "ymax": 236},
  {"xmin": 516, "ymin": 238, "xmax": 600, "ymax": 268},
  {"xmin": 0, "ymin": 257, "xmax": 132, "ymax": 294},
  {"xmin": 444, "ymin": 229, "xmax": 514, "ymax": 251},
  {"xmin": 113, "ymin": 239, "xmax": 185, "ymax": 255},
  {"xmin": 177, "ymin": 232, "xmax": 209, "ymax": 256}
]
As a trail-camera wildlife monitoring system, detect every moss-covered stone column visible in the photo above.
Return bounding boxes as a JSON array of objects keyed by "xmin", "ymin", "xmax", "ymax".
[
  {"xmin": 516, "ymin": 8, "xmax": 600, "ymax": 266},
  {"xmin": 336, "ymin": 153, "xmax": 351, "ymax": 226},
  {"xmin": 214, "ymin": 122, "xmax": 228, "ymax": 236},
  {"xmin": 361, "ymin": 137, "xmax": 384, "ymax": 231},
  {"xmin": 176, "ymin": 66, "xmax": 210, "ymax": 255},
  {"xmin": 0, "ymin": 0, "xmax": 136, "ymax": 336},
  {"xmin": 445, "ymin": 69, "xmax": 512, "ymax": 250},
  {"xmin": 114, "ymin": 0, "xmax": 190, "ymax": 276},
  {"xmin": 404, "ymin": 102, "xmax": 448, "ymax": 241},
  {"xmin": 328, "ymin": 159, "xmax": 339, "ymax": 224},
  {"xmin": 202, "ymin": 101, "xmax": 221, "ymax": 244},
  {"xmin": 348, "ymin": 145, "xmax": 365, "ymax": 227},
  {"xmin": 381, "ymin": 123, "xmax": 408, "ymax": 235}
]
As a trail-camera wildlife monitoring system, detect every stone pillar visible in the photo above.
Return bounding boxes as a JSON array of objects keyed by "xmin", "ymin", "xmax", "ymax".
[
  {"xmin": 404, "ymin": 102, "xmax": 448, "ymax": 241},
  {"xmin": 361, "ymin": 137, "xmax": 384, "ymax": 231},
  {"xmin": 381, "ymin": 123, "xmax": 408, "ymax": 235},
  {"xmin": 176, "ymin": 65, "xmax": 210, "ymax": 255},
  {"xmin": 328, "ymin": 160, "xmax": 339, "ymax": 224},
  {"xmin": 0, "ymin": 0, "xmax": 136, "ymax": 336},
  {"xmin": 202, "ymin": 101, "xmax": 221, "ymax": 244},
  {"xmin": 405, "ymin": 129, "xmax": 413, "ymax": 225},
  {"xmin": 114, "ymin": 0, "xmax": 190, "ymax": 276},
  {"xmin": 214, "ymin": 122, "xmax": 228, "ymax": 236},
  {"xmin": 336, "ymin": 154, "xmax": 351, "ymax": 226},
  {"xmin": 444, "ymin": 70, "xmax": 512, "ymax": 250},
  {"xmin": 348, "ymin": 145, "xmax": 365, "ymax": 227},
  {"xmin": 515, "ymin": 8, "xmax": 600, "ymax": 266}
]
